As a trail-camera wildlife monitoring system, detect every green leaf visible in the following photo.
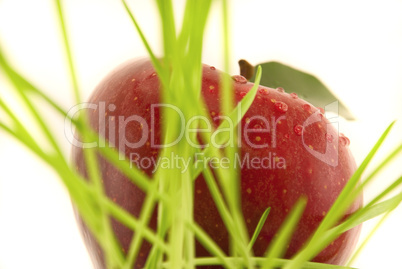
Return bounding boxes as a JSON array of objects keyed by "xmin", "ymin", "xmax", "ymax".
[{"xmin": 249, "ymin": 61, "xmax": 355, "ymax": 120}]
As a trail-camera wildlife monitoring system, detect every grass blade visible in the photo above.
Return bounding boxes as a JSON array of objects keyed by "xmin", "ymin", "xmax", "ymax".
[
  {"xmin": 186, "ymin": 222, "xmax": 232, "ymax": 268},
  {"xmin": 121, "ymin": 0, "xmax": 167, "ymax": 88},
  {"xmin": 285, "ymin": 122, "xmax": 396, "ymax": 269},
  {"xmin": 263, "ymin": 198, "xmax": 307, "ymax": 269},
  {"xmin": 248, "ymin": 207, "xmax": 271, "ymax": 251},
  {"xmin": 55, "ymin": 0, "xmax": 80, "ymax": 103},
  {"xmin": 55, "ymin": 0, "xmax": 125, "ymax": 266},
  {"xmin": 190, "ymin": 257, "xmax": 356, "ymax": 269},
  {"xmin": 330, "ymin": 191, "xmax": 402, "ymax": 236},
  {"xmin": 346, "ymin": 210, "xmax": 392, "ymax": 266}
]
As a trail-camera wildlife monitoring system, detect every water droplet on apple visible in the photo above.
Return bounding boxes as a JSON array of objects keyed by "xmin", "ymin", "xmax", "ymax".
[
  {"xmin": 239, "ymin": 91, "xmax": 247, "ymax": 97},
  {"xmin": 325, "ymin": 133, "xmax": 334, "ymax": 143},
  {"xmin": 274, "ymin": 101, "xmax": 288, "ymax": 113},
  {"xmin": 259, "ymin": 88, "xmax": 269, "ymax": 95},
  {"xmin": 290, "ymin": 93, "xmax": 298, "ymax": 99},
  {"xmin": 303, "ymin": 104, "xmax": 311, "ymax": 112},
  {"xmin": 339, "ymin": 133, "xmax": 350, "ymax": 146},
  {"xmin": 294, "ymin": 125, "xmax": 303, "ymax": 136},
  {"xmin": 318, "ymin": 107, "xmax": 325, "ymax": 119},
  {"xmin": 210, "ymin": 66, "xmax": 216, "ymax": 70},
  {"xmin": 211, "ymin": 112, "xmax": 220, "ymax": 122},
  {"xmin": 108, "ymin": 104, "xmax": 116, "ymax": 111},
  {"xmin": 232, "ymin": 75, "xmax": 248, "ymax": 84},
  {"xmin": 276, "ymin": 87, "xmax": 285, "ymax": 93}
]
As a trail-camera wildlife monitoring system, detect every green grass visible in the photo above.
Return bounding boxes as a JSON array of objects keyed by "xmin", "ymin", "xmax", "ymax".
[{"xmin": 0, "ymin": 1, "xmax": 402, "ymax": 268}]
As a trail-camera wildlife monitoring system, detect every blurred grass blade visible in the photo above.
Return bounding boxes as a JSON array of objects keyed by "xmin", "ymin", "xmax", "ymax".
[
  {"xmin": 0, "ymin": 97, "xmax": 44, "ymax": 158},
  {"xmin": 302, "ymin": 192, "xmax": 402, "ymax": 269},
  {"xmin": 191, "ymin": 66, "xmax": 262, "ymax": 180},
  {"xmin": 0, "ymin": 51, "xmax": 162, "ymax": 205},
  {"xmin": 123, "ymin": 181, "xmax": 159, "ymax": 269},
  {"xmin": 192, "ymin": 63, "xmax": 260, "ymax": 180},
  {"xmin": 214, "ymin": 66, "xmax": 262, "ymax": 147},
  {"xmin": 286, "ymin": 122, "xmax": 396, "ymax": 269},
  {"xmin": 263, "ymin": 198, "xmax": 307, "ymax": 269},
  {"xmin": 121, "ymin": 0, "xmax": 167, "ymax": 88},
  {"xmin": 155, "ymin": 0, "xmax": 176, "ymax": 63},
  {"xmin": 0, "ymin": 116, "xmax": 169, "ymax": 253},
  {"xmin": 0, "ymin": 121, "xmax": 48, "ymax": 162},
  {"xmin": 0, "ymin": 44, "xmax": 71, "ymax": 119},
  {"xmin": 2, "ymin": 0, "xmax": 401, "ymax": 267},
  {"xmin": 321, "ymin": 121, "xmax": 396, "ymax": 226},
  {"xmin": 248, "ymin": 207, "xmax": 271, "ymax": 251},
  {"xmin": 201, "ymin": 165, "xmax": 253, "ymax": 261},
  {"xmin": 290, "ymin": 190, "xmax": 402, "ymax": 269},
  {"xmin": 346, "ymin": 210, "xmax": 392, "ymax": 266},
  {"xmin": 0, "ymin": 45, "xmax": 64, "ymax": 158},
  {"xmin": 364, "ymin": 175, "xmax": 402, "ymax": 209},
  {"xmin": 186, "ymin": 222, "xmax": 232, "ymax": 268},
  {"xmin": 55, "ymin": 0, "xmax": 125, "ymax": 266},
  {"xmin": 191, "ymin": 257, "xmax": 356, "ymax": 269},
  {"xmin": 314, "ymin": 121, "xmax": 395, "ymax": 235},
  {"xmin": 356, "ymin": 142, "xmax": 402, "ymax": 194},
  {"xmin": 332, "ymin": 176, "xmax": 402, "ymax": 236},
  {"xmin": 331, "ymin": 191, "xmax": 402, "ymax": 236},
  {"xmin": 100, "ymin": 194, "xmax": 169, "ymax": 252},
  {"xmin": 55, "ymin": 0, "xmax": 80, "ymax": 103}
]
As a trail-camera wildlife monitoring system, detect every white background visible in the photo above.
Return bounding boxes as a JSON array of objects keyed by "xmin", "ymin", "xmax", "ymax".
[{"xmin": 0, "ymin": 0, "xmax": 401, "ymax": 268}]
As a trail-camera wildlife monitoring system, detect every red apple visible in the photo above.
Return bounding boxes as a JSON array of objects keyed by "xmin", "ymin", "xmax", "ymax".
[{"xmin": 72, "ymin": 58, "xmax": 362, "ymax": 268}]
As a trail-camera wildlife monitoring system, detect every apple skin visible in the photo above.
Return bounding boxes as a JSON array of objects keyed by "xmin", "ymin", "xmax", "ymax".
[{"xmin": 72, "ymin": 58, "xmax": 362, "ymax": 268}]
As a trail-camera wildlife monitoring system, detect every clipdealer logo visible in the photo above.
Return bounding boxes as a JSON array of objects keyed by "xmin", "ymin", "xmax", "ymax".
[
  {"xmin": 65, "ymin": 100, "xmax": 340, "ymax": 168},
  {"xmin": 129, "ymin": 151, "xmax": 286, "ymax": 174}
]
